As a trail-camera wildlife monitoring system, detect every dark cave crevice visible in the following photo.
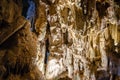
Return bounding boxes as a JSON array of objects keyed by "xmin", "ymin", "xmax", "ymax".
[
  {"xmin": 44, "ymin": 22, "xmax": 50, "ymax": 64},
  {"xmin": 22, "ymin": 0, "xmax": 36, "ymax": 32}
]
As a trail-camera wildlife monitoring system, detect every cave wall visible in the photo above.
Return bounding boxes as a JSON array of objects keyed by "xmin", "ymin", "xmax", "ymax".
[
  {"xmin": 0, "ymin": 0, "xmax": 44, "ymax": 80},
  {"xmin": 35, "ymin": 0, "xmax": 120, "ymax": 80},
  {"xmin": 0, "ymin": 0, "xmax": 120, "ymax": 80}
]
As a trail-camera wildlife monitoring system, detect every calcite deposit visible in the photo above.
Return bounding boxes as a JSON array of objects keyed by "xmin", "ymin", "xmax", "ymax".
[
  {"xmin": 35, "ymin": 0, "xmax": 120, "ymax": 80},
  {"xmin": 0, "ymin": 0, "xmax": 120, "ymax": 80}
]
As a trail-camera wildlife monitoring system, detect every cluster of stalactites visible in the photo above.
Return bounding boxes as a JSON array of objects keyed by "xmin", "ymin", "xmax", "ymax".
[{"xmin": 35, "ymin": 0, "xmax": 120, "ymax": 80}]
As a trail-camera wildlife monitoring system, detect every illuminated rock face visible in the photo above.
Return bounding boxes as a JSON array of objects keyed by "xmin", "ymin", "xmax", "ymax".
[
  {"xmin": 0, "ymin": 0, "xmax": 120, "ymax": 80},
  {"xmin": 35, "ymin": 0, "xmax": 120, "ymax": 80}
]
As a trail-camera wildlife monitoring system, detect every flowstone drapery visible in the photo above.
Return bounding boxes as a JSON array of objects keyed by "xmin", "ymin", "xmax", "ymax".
[
  {"xmin": 0, "ymin": 0, "xmax": 120, "ymax": 80},
  {"xmin": 35, "ymin": 0, "xmax": 120, "ymax": 80}
]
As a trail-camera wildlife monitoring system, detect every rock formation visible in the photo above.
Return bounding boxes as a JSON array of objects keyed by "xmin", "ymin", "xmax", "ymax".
[
  {"xmin": 35, "ymin": 0, "xmax": 120, "ymax": 80},
  {"xmin": 0, "ymin": 0, "xmax": 120, "ymax": 80},
  {"xmin": 0, "ymin": 0, "xmax": 44, "ymax": 80}
]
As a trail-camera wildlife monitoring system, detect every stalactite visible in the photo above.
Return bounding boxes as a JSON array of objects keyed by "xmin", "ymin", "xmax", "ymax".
[
  {"xmin": 34, "ymin": 0, "xmax": 120, "ymax": 79},
  {"xmin": 1, "ymin": 0, "xmax": 120, "ymax": 80}
]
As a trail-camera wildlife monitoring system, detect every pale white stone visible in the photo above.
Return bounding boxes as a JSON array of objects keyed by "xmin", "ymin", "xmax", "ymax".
[{"xmin": 46, "ymin": 59, "xmax": 66, "ymax": 79}]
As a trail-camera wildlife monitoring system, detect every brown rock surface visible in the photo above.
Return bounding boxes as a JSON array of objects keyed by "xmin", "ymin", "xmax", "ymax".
[
  {"xmin": 35, "ymin": 0, "xmax": 120, "ymax": 80},
  {"xmin": 0, "ymin": 0, "xmax": 120, "ymax": 80},
  {"xmin": 0, "ymin": 0, "xmax": 44, "ymax": 80}
]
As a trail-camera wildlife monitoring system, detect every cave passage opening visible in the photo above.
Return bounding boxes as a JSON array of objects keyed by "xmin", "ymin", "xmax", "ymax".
[{"xmin": 22, "ymin": 0, "xmax": 36, "ymax": 32}]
